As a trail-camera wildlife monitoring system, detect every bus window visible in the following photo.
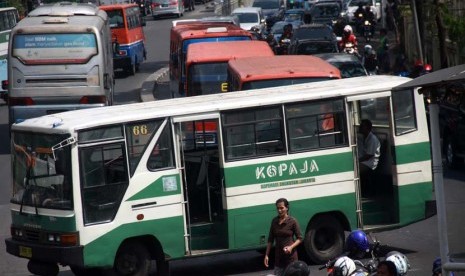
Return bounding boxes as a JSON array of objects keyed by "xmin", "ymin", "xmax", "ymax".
[
  {"xmin": 285, "ymin": 99, "xmax": 347, "ymax": 152},
  {"xmin": 126, "ymin": 120, "xmax": 163, "ymax": 175},
  {"xmin": 359, "ymin": 97, "xmax": 390, "ymax": 127},
  {"xmin": 392, "ymin": 89, "xmax": 417, "ymax": 135},
  {"xmin": 107, "ymin": 10, "xmax": 125, "ymax": 28},
  {"xmin": 79, "ymin": 143, "xmax": 129, "ymax": 225},
  {"xmin": 147, "ymin": 123, "xmax": 175, "ymax": 170},
  {"xmin": 222, "ymin": 106, "xmax": 285, "ymax": 160}
]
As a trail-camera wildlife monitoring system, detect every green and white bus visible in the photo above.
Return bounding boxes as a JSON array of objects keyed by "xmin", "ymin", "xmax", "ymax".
[{"xmin": 5, "ymin": 75, "xmax": 435, "ymax": 275}]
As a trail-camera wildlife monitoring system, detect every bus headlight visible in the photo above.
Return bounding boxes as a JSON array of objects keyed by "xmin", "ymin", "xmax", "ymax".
[{"xmin": 87, "ymin": 66, "xmax": 100, "ymax": 86}]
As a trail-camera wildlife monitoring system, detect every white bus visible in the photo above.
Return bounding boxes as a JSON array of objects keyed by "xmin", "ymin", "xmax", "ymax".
[
  {"xmin": 7, "ymin": 2, "xmax": 114, "ymax": 126},
  {"xmin": 5, "ymin": 75, "xmax": 435, "ymax": 275},
  {"xmin": 0, "ymin": 7, "xmax": 19, "ymax": 101}
]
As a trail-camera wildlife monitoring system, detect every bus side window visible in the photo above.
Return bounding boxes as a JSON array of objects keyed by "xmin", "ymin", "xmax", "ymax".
[
  {"xmin": 392, "ymin": 89, "xmax": 417, "ymax": 135},
  {"xmin": 126, "ymin": 120, "xmax": 164, "ymax": 175},
  {"xmin": 79, "ymin": 143, "xmax": 129, "ymax": 225},
  {"xmin": 147, "ymin": 124, "xmax": 175, "ymax": 170},
  {"xmin": 222, "ymin": 106, "xmax": 285, "ymax": 160},
  {"xmin": 285, "ymin": 99, "xmax": 347, "ymax": 152}
]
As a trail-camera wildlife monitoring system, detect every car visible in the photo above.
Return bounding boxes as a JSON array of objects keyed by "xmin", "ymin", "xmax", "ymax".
[
  {"xmin": 343, "ymin": 0, "xmax": 381, "ymax": 24},
  {"xmin": 288, "ymin": 37, "xmax": 338, "ymax": 55},
  {"xmin": 288, "ymin": 23, "xmax": 338, "ymax": 54},
  {"xmin": 283, "ymin": 8, "xmax": 308, "ymax": 24},
  {"xmin": 152, "ymin": 0, "xmax": 184, "ymax": 18},
  {"xmin": 438, "ymin": 83, "xmax": 465, "ymax": 169},
  {"xmin": 292, "ymin": 23, "xmax": 335, "ymax": 40},
  {"xmin": 308, "ymin": 1, "xmax": 342, "ymax": 26},
  {"xmin": 252, "ymin": 0, "xmax": 284, "ymax": 20},
  {"xmin": 231, "ymin": 7, "xmax": 265, "ymax": 31},
  {"xmin": 314, "ymin": 53, "xmax": 368, "ymax": 78}
]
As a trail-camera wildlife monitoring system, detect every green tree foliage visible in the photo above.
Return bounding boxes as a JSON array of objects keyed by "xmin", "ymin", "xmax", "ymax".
[
  {"xmin": 4, "ymin": 0, "xmax": 25, "ymax": 16},
  {"xmin": 440, "ymin": 3, "xmax": 465, "ymax": 52}
]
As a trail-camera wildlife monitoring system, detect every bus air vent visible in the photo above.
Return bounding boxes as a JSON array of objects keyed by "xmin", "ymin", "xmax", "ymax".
[
  {"xmin": 43, "ymin": 17, "xmax": 69, "ymax": 24},
  {"xmin": 206, "ymin": 27, "xmax": 227, "ymax": 33}
]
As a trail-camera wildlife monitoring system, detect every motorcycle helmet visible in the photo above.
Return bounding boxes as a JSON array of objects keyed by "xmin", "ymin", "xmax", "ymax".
[
  {"xmin": 331, "ymin": 256, "xmax": 356, "ymax": 276},
  {"xmin": 343, "ymin": 25, "xmax": 352, "ymax": 36},
  {"xmin": 364, "ymin": 45, "xmax": 373, "ymax": 55},
  {"xmin": 432, "ymin": 257, "xmax": 442, "ymax": 275},
  {"xmin": 346, "ymin": 230, "xmax": 370, "ymax": 258},
  {"xmin": 282, "ymin": 260, "xmax": 310, "ymax": 276},
  {"xmin": 386, "ymin": 251, "xmax": 410, "ymax": 275}
]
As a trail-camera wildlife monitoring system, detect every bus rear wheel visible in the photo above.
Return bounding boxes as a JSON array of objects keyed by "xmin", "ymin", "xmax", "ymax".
[
  {"xmin": 114, "ymin": 242, "xmax": 151, "ymax": 276},
  {"xmin": 304, "ymin": 215, "xmax": 344, "ymax": 264}
]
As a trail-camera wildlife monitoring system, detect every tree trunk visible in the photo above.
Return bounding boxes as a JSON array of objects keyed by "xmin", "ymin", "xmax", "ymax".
[{"xmin": 433, "ymin": 0, "xmax": 449, "ymax": 68}]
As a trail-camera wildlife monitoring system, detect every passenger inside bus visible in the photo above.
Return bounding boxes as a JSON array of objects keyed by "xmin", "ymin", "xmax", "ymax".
[{"xmin": 358, "ymin": 119, "xmax": 380, "ymax": 196}]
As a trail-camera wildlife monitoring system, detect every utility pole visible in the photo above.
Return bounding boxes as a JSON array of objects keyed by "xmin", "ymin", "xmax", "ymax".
[{"xmin": 410, "ymin": 0, "xmax": 424, "ymax": 62}]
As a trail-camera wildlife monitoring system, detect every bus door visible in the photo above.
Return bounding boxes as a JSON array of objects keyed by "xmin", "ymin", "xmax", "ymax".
[
  {"xmin": 172, "ymin": 114, "xmax": 227, "ymax": 254},
  {"xmin": 347, "ymin": 93, "xmax": 398, "ymax": 229}
]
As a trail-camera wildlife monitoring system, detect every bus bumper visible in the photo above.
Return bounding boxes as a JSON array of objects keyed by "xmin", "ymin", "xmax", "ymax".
[
  {"xmin": 5, "ymin": 238, "xmax": 84, "ymax": 266},
  {"xmin": 113, "ymin": 56, "xmax": 132, "ymax": 70}
]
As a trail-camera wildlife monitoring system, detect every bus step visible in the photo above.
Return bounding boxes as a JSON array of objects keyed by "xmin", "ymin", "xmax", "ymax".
[
  {"xmin": 363, "ymin": 210, "xmax": 393, "ymax": 225},
  {"xmin": 191, "ymin": 233, "xmax": 225, "ymax": 250}
]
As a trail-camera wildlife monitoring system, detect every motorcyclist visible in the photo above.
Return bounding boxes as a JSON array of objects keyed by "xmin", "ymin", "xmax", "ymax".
[
  {"xmin": 338, "ymin": 25, "xmax": 358, "ymax": 55},
  {"xmin": 363, "ymin": 45, "xmax": 378, "ymax": 74},
  {"xmin": 354, "ymin": 3, "xmax": 366, "ymax": 33},
  {"xmin": 277, "ymin": 24, "xmax": 293, "ymax": 55},
  {"xmin": 279, "ymin": 23, "xmax": 293, "ymax": 42},
  {"xmin": 363, "ymin": 5, "xmax": 375, "ymax": 36}
]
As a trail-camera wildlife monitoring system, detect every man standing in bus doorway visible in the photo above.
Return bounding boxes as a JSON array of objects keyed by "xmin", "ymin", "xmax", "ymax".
[
  {"xmin": 264, "ymin": 198, "xmax": 303, "ymax": 276},
  {"xmin": 358, "ymin": 119, "xmax": 380, "ymax": 195}
]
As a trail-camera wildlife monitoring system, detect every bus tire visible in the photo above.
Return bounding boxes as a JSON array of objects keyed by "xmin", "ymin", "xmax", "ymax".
[
  {"xmin": 126, "ymin": 62, "xmax": 136, "ymax": 76},
  {"xmin": 114, "ymin": 242, "xmax": 151, "ymax": 276},
  {"xmin": 304, "ymin": 215, "xmax": 344, "ymax": 264}
]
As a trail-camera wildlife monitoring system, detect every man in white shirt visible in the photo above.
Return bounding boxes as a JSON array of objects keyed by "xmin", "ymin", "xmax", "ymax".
[{"xmin": 358, "ymin": 119, "xmax": 380, "ymax": 191}]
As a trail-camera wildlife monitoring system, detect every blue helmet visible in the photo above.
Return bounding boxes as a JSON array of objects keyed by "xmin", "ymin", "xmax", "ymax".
[
  {"xmin": 346, "ymin": 230, "xmax": 370, "ymax": 256},
  {"xmin": 432, "ymin": 257, "xmax": 442, "ymax": 275}
]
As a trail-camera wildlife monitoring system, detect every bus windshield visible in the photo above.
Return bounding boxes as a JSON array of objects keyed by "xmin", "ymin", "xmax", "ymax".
[
  {"xmin": 13, "ymin": 33, "xmax": 98, "ymax": 65},
  {"xmin": 242, "ymin": 77, "xmax": 332, "ymax": 90},
  {"xmin": 188, "ymin": 62, "xmax": 228, "ymax": 95},
  {"xmin": 11, "ymin": 132, "xmax": 73, "ymax": 210}
]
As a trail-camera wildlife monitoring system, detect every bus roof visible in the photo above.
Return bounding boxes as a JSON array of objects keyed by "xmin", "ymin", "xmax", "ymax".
[
  {"xmin": 186, "ymin": 41, "xmax": 274, "ymax": 67},
  {"xmin": 13, "ymin": 75, "xmax": 410, "ymax": 133},
  {"xmin": 228, "ymin": 55, "xmax": 341, "ymax": 81},
  {"xmin": 100, "ymin": 3, "xmax": 139, "ymax": 10},
  {"xmin": 172, "ymin": 24, "xmax": 252, "ymax": 40},
  {"xmin": 15, "ymin": 12, "xmax": 106, "ymax": 31},
  {"xmin": 28, "ymin": 2, "xmax": 102, "ymax": 17}
]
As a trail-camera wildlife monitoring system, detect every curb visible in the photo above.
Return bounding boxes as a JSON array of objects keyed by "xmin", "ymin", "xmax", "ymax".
[{"xmin": 140, "ymin": 67, "xmax": 169, "ymax": 102}]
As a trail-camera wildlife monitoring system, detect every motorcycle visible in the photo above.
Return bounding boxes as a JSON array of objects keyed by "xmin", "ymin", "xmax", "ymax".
[
  {"xmin": 342, "ymin": 42, "xmax": 358, "ymax": 57},
  {"xmin": 363, "ymin": 20, "xmax": 373, "ymax": 42},
  {"xmin": 275, "ymin": 38, "xmax": 291, "ymax": 55}
]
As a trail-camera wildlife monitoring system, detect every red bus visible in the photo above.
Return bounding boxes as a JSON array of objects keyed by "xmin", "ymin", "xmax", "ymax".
[
  {"xmin": 169, "ymin": 23, "xmax": 253, "ymax": 97},
  {"xmin": 100, "ymin": 4, "xmax": 146, "ymax": 75},
  {"xmin": 185, "ymin": 40, "xmax": 274, "ymax": 96},
  {"xmin": 227, "ymin": 55, "xmax": 341, "ymax": 91}
]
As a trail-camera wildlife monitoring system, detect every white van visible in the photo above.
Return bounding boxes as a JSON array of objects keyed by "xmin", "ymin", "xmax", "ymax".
[
  {"xmin": 152, "ymin": 0, "xmax": 184, "ymax": 18},
  {"xmin": 231, "ymin": 7, "xmax": 265, "ymax": 32}
]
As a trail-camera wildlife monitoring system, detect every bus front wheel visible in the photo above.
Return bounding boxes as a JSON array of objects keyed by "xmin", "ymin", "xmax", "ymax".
[
  {"xmin": 114, "ymin": 242, "xmax": 151, "ymax": 276},
  {"xmin": 304, "ymin": 215, "xmax": 344, "ymax": 264}
]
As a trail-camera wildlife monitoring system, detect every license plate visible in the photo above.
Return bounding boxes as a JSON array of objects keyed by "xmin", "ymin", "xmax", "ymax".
[
  {"xmin": 162, "ymin": 4, "xmax": 168, "ymax": 7},
  {"xmin": 19, "ymin": 246, "xmax": 32, "ymax": 258}
]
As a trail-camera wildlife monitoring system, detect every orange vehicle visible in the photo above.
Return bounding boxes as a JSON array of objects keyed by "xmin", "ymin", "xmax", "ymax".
[
  {"xmin": 185, "ymin": 40, "xmax": 274, "ymax": 96},
  {"xmin": 169, "ymin": 23, "xmax": 253, "ymax": 96},
  {"xmin": 227, "ymin": 55, "xmax": 341, "ymax": 91},
  {"xmin": 100, "ymin": 4, "xmax": 146, "ymax": 75}
]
